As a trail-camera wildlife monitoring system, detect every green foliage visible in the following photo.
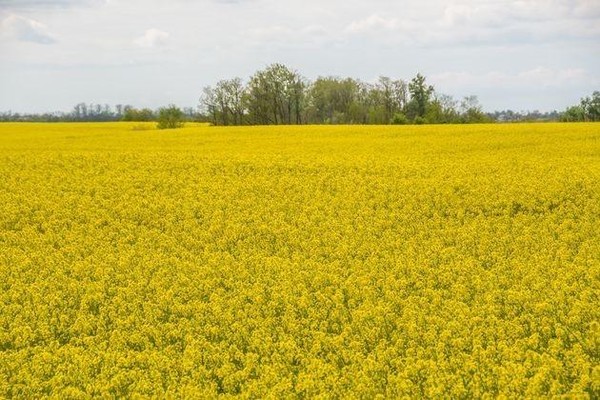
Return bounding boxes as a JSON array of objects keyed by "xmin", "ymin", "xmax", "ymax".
[
  {"xmin": 562, "ymin": 105, "xmax": 586, "ymax": 122},
  {"xmin": 199, "ymin": 65, "xmax": 494, "ymax": 126},
  {"xmin": 413, "ymin": 116, "xmax": 426, "ymax": 124},
  {"xmin": 426, "ymin": 94, "xmax": 460, "ymax": 124},
  {"xmin": 157, "ymin": 105, "xmax": 185, "ymax": 130},
  {"xmin": 391, "ymin": 112, "xmax": 408, "ymax": 125},
  {"xmin": 407, "ymin": 73, "xmax": 434, "ymax": 121},
  {"xmin": 583, "ymin": 91, "xmax": 600, "ymax": 122},
  {"xmin": 562, "ymin": 91, "xmax": 600, "ymax": 122},
  {"xmin": 424, "ymin": 102, "xmax": 443, "ymax": 124},
  {"xmin": 460, "ymin": 96, "xmax": 490, "ymax": 123},
  {"xmin": 308, "ymin": 77, "xmax": 363, "ymax": 124},
  {"xmin": 245, "ymin": 64, "xmax": 305, "ymax": 125},
  {"xmin": 201, "ymin": 78, "xmax": 246, "ymax": 126},
  {"xmin": 122, "ymin": 107, "xmax": 155, "ymax": 122}
]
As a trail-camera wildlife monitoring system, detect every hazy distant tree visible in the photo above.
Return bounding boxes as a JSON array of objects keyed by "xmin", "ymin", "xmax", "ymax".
[
  {"xmin": 183, "ymin": 107, "xmax": 199, "ymax": 121},
  {"xmin": 425, "ymin": 93, "xmax": 459, "ymax": 123},
  {"xmin": 73, "ymin": 103, "xmax": 87, "ymax": 120},
  {"xmin": 460, "ymin": 95, "xmax": 489, "ymax": 123},
  {"xmin": 115, "ymin": 104, "xmax": 124, "ymax": 119},
  {"xmin": 122, "ymin": 107, "xmax": 154, "ymax": 121},
  {"xmin": 70, "ymin": 103, "xmax": 117, "ymax": 121}
]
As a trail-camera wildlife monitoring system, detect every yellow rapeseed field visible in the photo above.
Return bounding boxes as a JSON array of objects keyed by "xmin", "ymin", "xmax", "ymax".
[{"xmin": 0, "ymin": 122, "xmax": 599, "ymax": 398}]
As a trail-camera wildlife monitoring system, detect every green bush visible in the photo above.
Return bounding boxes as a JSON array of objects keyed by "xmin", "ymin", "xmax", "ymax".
[
  {"xmin": 391, "ymin": 113, "xmax": 408, "ymax": 125},
  {"xmin": 157, "ymin": 105, "xmax": 185, "ymax": 130},
  {"xmin": 413, "ymin": 116, "xmax": 426, "ymax": 125}
]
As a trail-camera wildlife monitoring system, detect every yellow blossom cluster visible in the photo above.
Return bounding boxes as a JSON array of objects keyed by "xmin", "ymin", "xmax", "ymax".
[{"xmin": 0, "ymin": 122, "xmax": 598, "ymax": 397}]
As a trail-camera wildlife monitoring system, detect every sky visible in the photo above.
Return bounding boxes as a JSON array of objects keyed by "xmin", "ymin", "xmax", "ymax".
[{"xmin": 0, "ymin": 0, "xmax": 599, "ymax": 113}]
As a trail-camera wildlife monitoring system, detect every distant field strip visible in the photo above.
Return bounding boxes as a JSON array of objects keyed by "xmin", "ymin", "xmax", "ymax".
[{"xmin": 0, "ymin": 122, "xmax": 599, "ymax": 397}]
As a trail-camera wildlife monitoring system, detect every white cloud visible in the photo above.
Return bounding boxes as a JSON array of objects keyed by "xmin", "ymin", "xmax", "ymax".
[
  {"xmin": 345, "ymin": 14, "xmax": 398, "ymax": 34},
  {"xmin": 247, "ymin": 24, "xmax": 329, "ymax": 48},
  {"xmin": 0, "ymin": 0, "xmax": 597, "ymax": 113},
  {"xmin": 343, "ymin": 0, "xmax": 600, "ymax": 46},
  {"xmin": 431, "ymin": 67, "xmax": 595, "ymax": 89},
  {"xmin": 133, "ymin": 28, "xmax": 169, "ymax": 48},
  {"xmin": 571, "ymin": 0, "xmax": 600, "ymax": 18},
  {"xmin": 0, "ymin": 0, "xmax": 108, "ymax": 10},
  {"xmin": 517, "ymin": 67, "xmax": 590, "ymax": 86},
  {"xmin": 250, "ymin": 25, "xmax": 293, "ymax": 38},
  {"xmin": 0, "ymin": 14, "xmax": 56, "ymax": 44}
]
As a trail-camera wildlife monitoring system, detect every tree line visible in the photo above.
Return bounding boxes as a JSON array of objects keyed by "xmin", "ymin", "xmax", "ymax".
[
  {"xmin": 1, "ymin": 63, "xmax": 596, "ymax": 124},
  {"xmin": 200, "ymin": 63, "xmax": 490, "ymax": 126},
  {"xmin": 561, "ymin": 91, "xmax": 600, "ymax": 122},
  {"xmin": 0, "ymin": 104, "xmax": 201, "ymax": 123}
]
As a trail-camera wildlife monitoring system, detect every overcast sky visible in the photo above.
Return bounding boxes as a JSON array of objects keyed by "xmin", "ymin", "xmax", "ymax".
[{"xmin": 1, "ymin": 0, "xmax": 599, "ymax": 113}]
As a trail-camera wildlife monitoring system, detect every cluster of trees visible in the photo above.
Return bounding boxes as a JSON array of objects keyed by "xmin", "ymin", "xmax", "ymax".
[
  {"xmin": 489, "ymin": 110, "xmax": 562, "ymax": 122},
  {"xmin": 0, "ymin": 103, "xmax": 201, "ymax": 123},
  {"xmin": 561, "ymin": 91, "xmax": 600, "ymax": 122},
  {"xmin": 1, "ymin": 63, "xmax": 596, "ymax": 125},
  {"xmin": 0, "ymin": 111, "xmax": 67, "ymax": 122},
  {"xmin": 201, "ymin": 64, "xmax": 490, "ymax": 126}
]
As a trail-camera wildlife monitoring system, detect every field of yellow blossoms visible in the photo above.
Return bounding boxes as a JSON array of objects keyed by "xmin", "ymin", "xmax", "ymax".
[{"xmin": 0, "ymin": 122, "xmax": 599, "ymax": 397}]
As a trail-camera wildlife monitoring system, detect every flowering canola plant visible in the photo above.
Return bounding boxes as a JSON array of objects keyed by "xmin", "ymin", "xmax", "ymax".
[{"xmin": 0, "ymin": 122, "xmax": 599, "ymax": 398}]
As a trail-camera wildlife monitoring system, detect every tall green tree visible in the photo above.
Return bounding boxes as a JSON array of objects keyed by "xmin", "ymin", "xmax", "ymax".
[
  {"xmin": 307, "ymin": 77, "xmax": 363, "ymax": 124},
  {"xmin": 245, "ymin": 64, "xmax": 305, "ymax": 125},
  {"xmin": 406, "ymin": 73, "xmax": 434, "ymax": 122},
  {"xmin": 561, "ymin": 91, "xmax": 600, "ymax": 122},
  {"xmin": 201, "ymin": 78, "xmax": 245, "ymax": 126},
  {"xmin": 582, "ymin": 91, "xmax": 600, "ymax": 121},
  {"xmin": 374, "ymin": 76, "xmax": 408, "ymax": 124}
]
